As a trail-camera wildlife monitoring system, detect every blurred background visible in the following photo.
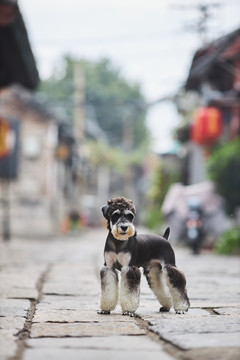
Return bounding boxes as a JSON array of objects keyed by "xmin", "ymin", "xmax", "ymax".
[{"xmin": 0, "ymin": 0, "xmax": 240, "ymax": 254}]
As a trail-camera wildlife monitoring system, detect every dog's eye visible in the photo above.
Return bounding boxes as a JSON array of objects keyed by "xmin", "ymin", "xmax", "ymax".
[
  {"xmin": 126, "ymin": 213, "xmax": 134, "ymax": 222},
  {"xmin": 112, "ymin": 213, "xmax": 120, "ymax": 223}
]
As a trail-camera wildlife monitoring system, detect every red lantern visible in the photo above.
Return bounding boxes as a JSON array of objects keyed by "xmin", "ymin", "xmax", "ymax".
[
  {"xmin": 0, "ymin": 117, "xmax": 10, "ymax": 158},
  {"xmin": 191, "ymin": 107, "xmax": 222, "ymax": 145}
]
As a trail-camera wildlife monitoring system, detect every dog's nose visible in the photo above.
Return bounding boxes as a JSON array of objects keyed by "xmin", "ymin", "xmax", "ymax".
[{"xmin": 121, "ymin": 225, "xmax": 128, "ymax": 232}]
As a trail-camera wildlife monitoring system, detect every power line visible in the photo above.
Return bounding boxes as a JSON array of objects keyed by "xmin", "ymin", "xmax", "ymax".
[{"xmin": 32, "ymin": 28, "xmax": 196, "ymax": 46}]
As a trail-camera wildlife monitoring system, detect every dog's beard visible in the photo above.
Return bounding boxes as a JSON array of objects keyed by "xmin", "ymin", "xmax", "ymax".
[{"xmin": 111, "ymin": 222, "xmax": 135, "ymax": 241}]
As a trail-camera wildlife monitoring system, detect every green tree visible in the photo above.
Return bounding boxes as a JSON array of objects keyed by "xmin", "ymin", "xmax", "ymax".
[
  {"xmin": 39, "ymin": 55, "xmax": 149, "ymax": 148},
  {"xmin": 207, "ymin": 138, "xmax": 240, "ymax": 216}
]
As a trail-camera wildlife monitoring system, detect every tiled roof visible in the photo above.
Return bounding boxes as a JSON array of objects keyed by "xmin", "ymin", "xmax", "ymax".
[{"xmin": 0, "ymin": 2, "xmax": 39, "ymax": 89}]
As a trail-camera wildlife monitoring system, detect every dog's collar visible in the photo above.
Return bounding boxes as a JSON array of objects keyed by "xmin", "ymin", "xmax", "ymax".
[{"xmin": 108, "ymin": 230, "xmax": 137, "ymax": 244}]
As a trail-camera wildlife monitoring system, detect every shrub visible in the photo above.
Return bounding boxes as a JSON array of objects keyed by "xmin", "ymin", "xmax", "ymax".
[
  {"xmin": 207, "ymin": 138, "xmax": 240, "ymax": 216},
  {"xmin": 215, "ymin": 227, "xmax": 240, "ymax": 255},
  {"xmin": 145, "ymin": 164, "xmax": 179, "ymax": 230}
]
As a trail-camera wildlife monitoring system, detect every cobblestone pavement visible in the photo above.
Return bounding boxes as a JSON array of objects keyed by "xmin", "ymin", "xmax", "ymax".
[{"xmin": 0, "ymin": 228, "xmax": 239, "ymax": 360}]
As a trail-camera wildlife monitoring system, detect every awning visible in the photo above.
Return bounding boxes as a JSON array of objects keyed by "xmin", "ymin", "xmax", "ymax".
[
  {"xmin": 185, "ymin": 28, "xmax": 240, "ymax": 91},
  {"xmin": 0, "ymin": 1, "xmax": 39, "ymax": 90}
]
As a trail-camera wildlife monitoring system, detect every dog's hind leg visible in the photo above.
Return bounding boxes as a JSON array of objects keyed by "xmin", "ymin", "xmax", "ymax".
[
  {"xmin": 144, "ymin": 261, "xmax": 172, "ymax": 312},
  {"xmin": 98, "ymin": 266, "xmax": 118, "ymax": 314},
  {"xmin": 120, "ymin": 266, "xmax": 141, "ymax": 316},
  {"xmin": 164, "ymin": 264, "xmax": 190, "ymax": 314}
]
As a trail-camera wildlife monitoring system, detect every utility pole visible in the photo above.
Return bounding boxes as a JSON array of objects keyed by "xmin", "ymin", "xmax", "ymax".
[
  {"xmin": 122, "ymin": 109, "xmax": 136, "ymax": 200},
  {"xmin": 70, "ymin": 62, "xmax": 86, "ymax": 218},
  {"xmin": 73, "ymin": 62, "xmax": 85, "ymax": 142},
  {"xmin": 170, "ymin": 1, "xmax": 221, "ymax": 44}
]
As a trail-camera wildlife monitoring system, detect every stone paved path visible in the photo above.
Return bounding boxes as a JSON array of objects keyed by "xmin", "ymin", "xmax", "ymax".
[{"xmin": 0, "ymin": 228, "xmax": 239, "ymax": 360}]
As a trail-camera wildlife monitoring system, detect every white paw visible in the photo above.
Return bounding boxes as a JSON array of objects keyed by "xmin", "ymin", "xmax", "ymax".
[
  {"xmin": 175, "ymin": 310, "xmax": 186, "ymax": 314},
  {"xmin": 175, "ymin": 307, "xmax": 189, "ymax": 314},
  {"xmin": 97, "ymin": 310, "xmax": 110, "ymax": 315},
  {"xmin": 122, "ymin": 311, "xmax": 138, "ymax": 317}
]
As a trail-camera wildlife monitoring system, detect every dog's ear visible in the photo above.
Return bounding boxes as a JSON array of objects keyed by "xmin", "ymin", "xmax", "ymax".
[{"xmin": 101, "ymin": 205, "xmax": 109, "ymax": 219}]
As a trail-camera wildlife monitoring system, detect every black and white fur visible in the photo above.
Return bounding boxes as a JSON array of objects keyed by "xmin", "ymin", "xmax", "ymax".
[{"xmin": 98, "ymin": 197, "xmax": 190, "ymax": 316}]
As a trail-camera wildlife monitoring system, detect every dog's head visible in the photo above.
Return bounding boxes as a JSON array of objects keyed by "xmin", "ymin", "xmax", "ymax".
[{"xmin": 101, "ymin": 197, "xmax": 136, "ymax": 240}]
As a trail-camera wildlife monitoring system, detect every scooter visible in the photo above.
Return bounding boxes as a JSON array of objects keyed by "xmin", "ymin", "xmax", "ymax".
[{"xmin": 185, "ymin": 197, "xmax": 204, "ymax": 254}]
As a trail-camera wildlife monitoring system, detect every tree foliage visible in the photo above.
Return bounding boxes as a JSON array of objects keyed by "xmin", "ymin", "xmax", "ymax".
[
  {"xmin": 39, "ymin": 55, "xmax": 149, "ymax": 148},
  {"xmin": 145, "ymin": 163, "xmax": 180, "ymax": 230},
  {"xmin": 215, "ymin": 227, "xmax": 240, "ymax": 255},
  {"xmin": 207, "ymin": 138, "xmax": 240, "ymax": 215},
  {"xmin": 88, "ymin": 140, "xmax": 149, "ymax": 174}
]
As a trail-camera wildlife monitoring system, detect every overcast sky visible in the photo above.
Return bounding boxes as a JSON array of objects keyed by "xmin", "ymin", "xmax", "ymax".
[{"xmin": 20, "ymin": 0, "xmax": 240, "ymax": 152}]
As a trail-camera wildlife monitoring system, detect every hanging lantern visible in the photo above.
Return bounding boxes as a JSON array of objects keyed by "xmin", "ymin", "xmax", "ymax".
[
  {"xmin": 0, "ymin": 117, "xmax": 10, "ymax": 158},
  {"xmin": 191, "ymin": 107, "xmax": 222, "ymax": 145}
]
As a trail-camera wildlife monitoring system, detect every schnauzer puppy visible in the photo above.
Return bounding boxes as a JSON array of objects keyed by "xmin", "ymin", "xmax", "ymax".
[{"xmin": 98, "ymin": 197, "xmax": 190, "ymax": 316}]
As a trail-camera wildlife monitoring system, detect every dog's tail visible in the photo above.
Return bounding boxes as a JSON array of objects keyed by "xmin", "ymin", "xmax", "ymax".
[{"xmin": 163, "ymin": 227, "xmax": 170, "ymax": 240}]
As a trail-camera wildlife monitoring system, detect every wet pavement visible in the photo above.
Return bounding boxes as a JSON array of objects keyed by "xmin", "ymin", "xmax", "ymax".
[{"xmin": 0, "ymin": 228, "xmax": 239, "ymax": 360}]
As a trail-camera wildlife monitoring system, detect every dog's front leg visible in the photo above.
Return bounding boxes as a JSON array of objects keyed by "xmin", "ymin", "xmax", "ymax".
[
  {"xmin": 98, "ymin": 266, "xmax": 118, "ymax": 314},
  {"xmin": 120, "ymin": 266, "xmax": 141, "ymax": 316}
]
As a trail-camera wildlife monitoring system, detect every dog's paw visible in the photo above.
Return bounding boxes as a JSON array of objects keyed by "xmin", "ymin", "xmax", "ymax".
[
  {"xmin": 175, "ymin": 309, "xmax": 188, "ymax": 314},
  {"xmin": 97, "ymin": 310, "xmax": 111, "ymax": 315},
  {"xmin": 159, "ymin": 306, "xmax": 170, "ymax": 313},
  {"xmin": 174, "ymin": 300, "xmax": 189, "ymax": 314},
  {"xmin": 122, "ymin": 311, "xmax": 139, "ymax": 317}
]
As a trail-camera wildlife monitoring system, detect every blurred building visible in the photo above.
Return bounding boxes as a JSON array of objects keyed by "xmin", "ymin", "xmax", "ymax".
[
  {"xmin": 185, "ymin": 27, "xmax": 240, "ymax": 139},
  {"xmin": 0, "ymin": 1, "xmax": 54, "ymax": 237},
  {"xmin": 0, "ymin": 1, "xmax": 102, "ymax": 236},
  {"xmin": 0, "ymin": 86, "xmax": 60, "ymax": 236},
  {"xmin": 175, "ymin": 27, "xmax": 240, "ymax": 185}
]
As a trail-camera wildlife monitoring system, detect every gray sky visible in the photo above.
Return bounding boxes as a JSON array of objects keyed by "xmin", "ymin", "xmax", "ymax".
[{"xmin": 20, "ymin": 0, "xmax": 240, "ymax": 152}]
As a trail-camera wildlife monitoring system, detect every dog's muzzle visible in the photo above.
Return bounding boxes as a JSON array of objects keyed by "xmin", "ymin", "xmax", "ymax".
[
  {"xmin": 111, "ymin": 222, "xmax": 135, "ymax": 241},
  {"xmin": 120, "ymin": 225, "xmax": 128, "ymax": 233}
]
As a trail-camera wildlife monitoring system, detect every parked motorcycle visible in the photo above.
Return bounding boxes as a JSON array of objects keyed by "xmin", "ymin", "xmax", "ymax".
[{"xmin": 185, "ymin": 197, "xmax": 204, "ymax": 254}]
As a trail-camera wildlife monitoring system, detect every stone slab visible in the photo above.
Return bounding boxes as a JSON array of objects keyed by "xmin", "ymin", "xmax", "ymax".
[
  {"xmin": 0, "ymin": 329, "xmax": 18, "ymax": 359},
  {"xmin": 138, "ymin": 307, "xmax": 210, "ymax": 319},
  {"xmin": 23, "ymin": 349, "xmax": 174, "ymax": 360},
  {"xmin": 0, "ymin": 316, "xmax": 25, "ymax": 330},
  {"xmin": 0, "ymin": 268, "xmax": 43, "ymax": 294},
  {"xmin": 188, "ymin": 300, "xmax": 240, "ymax": 308},
  {"xmin": 213, "ymin": 307, "xmax": 240, "ymax": 316},
  {"xmin": 42, "ymin": 282, "xmax": 99, "ymax": 296},
  {"xmin": 30, "ymin": 322, "xmax": 146, "ymax": 338},
  {"xmin": 33, "ymin": 309, "xmax": 138, "ymax": 323},
  {"xmin": 26, "ymin": 335, "xmax": 164, "ymax": 351},
  {"xmin": 181, "ymin": 348, "xmax": 240, "ymax": 360},
  {"xmin": 39, "ymin": 295, "xmax": 99, "ymax": 309},
  {"xmin": 0, "ymin": 287, "xmax": 38, "ymax": 299},
  {"xmin": 46, "ymin": 267, "xmax": 97, "ymax": 284},
  {"xmin": 0, "ymin": 299, "xmax": 30, "ymax": 317},
  {"xmin": 150, "ymin": 316, "xmax": 240, "ymax": 335},
  {"xmin": 160, "ymin": 332, "xmax": 240, "ymax": 350},
  {"xmin": 46, "ymin": 273, "xmax": 97, "ymax": 283}
]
